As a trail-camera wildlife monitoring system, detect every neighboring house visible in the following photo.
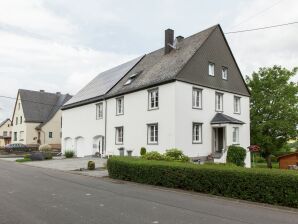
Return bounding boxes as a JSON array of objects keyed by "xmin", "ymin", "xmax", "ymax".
[
  {"xmin": 278, "ymin": 152, "xmax": 298, "ymax": 169},
  {"xmin": 0, "ymin": 119, "xmax": 12, "ymax": 147},
  {"xmin": 62, "ymin": 24, "xmax": 251, "ymax": 167},
  {"xmin": 11, "ymin": 89, "xmax": 72, "ymax": 148}
]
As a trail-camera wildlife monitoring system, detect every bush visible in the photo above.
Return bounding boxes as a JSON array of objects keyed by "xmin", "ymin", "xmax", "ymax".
[
  {"xmin": 107, "ymin": 157, "xmax": 298, "ymax": 208},
  {"xmin": 30, "ymin": 152, "xmax": 44, "ymax": 161},
  {"xmin": 65, "ymin": 150, "xmax": 74, "ymax": 158},
  {"xmin": 88, "ymin": 161, "xmax": 95, "ymax": 170},
  {"xmin": 24, "ymin": 154, "xmax": 31, "ymax": 159},
  {"xmin": 227, "ymin": 145, "xmax": 246, "ymax": 167},
  {"xmin": 165, "ymin": 148, "xmax": 189, "ymax": 162},
  {"xmin": 39, "ymin": 144, "xmax": 52, "ymax": 152},
  {"xmin": 142, "ymin": 151, "xmax": 165, "ymax": 161},
  {"xmin": 140, "ymin": 147, "xmax": 146, "ymax": 156}
]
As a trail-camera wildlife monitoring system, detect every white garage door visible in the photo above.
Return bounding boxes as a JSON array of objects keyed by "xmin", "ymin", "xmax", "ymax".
[{"xmin": 75, "ymin": 137, "xmax": 85, "ymax": 157}]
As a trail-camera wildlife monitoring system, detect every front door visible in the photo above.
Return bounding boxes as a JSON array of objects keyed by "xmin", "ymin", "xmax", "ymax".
[
  {"xmin": 213, "ymin": 127, "xmax": 225, "ymax": 153},
  {"xmin": 98, "ymin": 137, "xmax": 105, "ymax": 157}
]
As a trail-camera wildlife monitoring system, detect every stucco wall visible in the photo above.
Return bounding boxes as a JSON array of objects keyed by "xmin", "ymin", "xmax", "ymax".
[
  {"xmin": 0, "ymin": 120, "xmax": 12, "ymax": 146},
  {"xmin": 40, "ymin": 110, "xmax": 63, "ymax": 145}
]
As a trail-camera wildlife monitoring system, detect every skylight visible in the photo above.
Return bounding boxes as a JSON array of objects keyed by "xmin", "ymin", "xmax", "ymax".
[{"xmin": 124, "ymin": 71, "xmax": 142, "ymax": 86}]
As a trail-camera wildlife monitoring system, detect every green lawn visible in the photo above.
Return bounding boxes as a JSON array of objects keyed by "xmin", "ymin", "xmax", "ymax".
[
  {"xmin": 16, "ymin": 158, "xmax": 32, "ymax": 163},
  {"xmin": 252, "ymin": 162, "xmax": 279, "ymax": 169}
]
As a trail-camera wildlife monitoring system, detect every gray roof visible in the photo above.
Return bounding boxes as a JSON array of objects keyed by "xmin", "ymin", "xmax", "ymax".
[
  {"xmin": 0, "ymin": 118, "xmax": 11, "ymax": 128},
  {"xmin": 18, "ymin": 89, "xmax": 72, "ymax": 124},
  {"xmin": 63, "ymin": 24, "xmax": 249, "ymax": 110},
  {"xmin": 211, "ymin": 113, "xmax": 245, "ymax": 124},
  {"xmin": 64, "ymin": 56, "xmax": 143, "ymax": 107}
]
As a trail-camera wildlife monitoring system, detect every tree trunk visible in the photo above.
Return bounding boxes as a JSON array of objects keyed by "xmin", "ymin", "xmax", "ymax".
[{"xmin": 265, "ymin": 155, "xmax": 272, "ymax": 168}]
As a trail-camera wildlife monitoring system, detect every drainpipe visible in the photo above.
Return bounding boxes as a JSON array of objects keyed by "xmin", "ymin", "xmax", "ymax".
[{"xmin": 104, "ymin": 99, "xmax": 107, "ymax": 156}]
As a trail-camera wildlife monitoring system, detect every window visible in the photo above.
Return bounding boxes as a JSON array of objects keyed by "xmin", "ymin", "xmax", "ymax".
[
  {"xmin": 192, "ymin": 123, "xmax": 202, "ymax": 144},
  {"xmin": 96, "ymin": 103, "xmax": 103, "ymax": 119},
  {"xmin": 14, "ymin": 132, "xmax": 17, "ymax": 141},
  {"xmin": 124, "ymin": 71, "xmax": 142, "ymax": 86},
  {"xmin": 148, "ymin": 89, "xmax": 159, "ymax": 110},
  {"xmin": 192, "ymin": 88, "xmax": 202, "ymax": 109},
  {"xmin": 20, "ymin": 116, "xmax": 22, "ymax": 124},
  {"xmin": 15, "ymin": 117, "xmax": 18, "ymax": 125},
  {"xmin": 18, "ymin": 103, "xmax": 20, "ymax": 110},
  {"xmin": 215, "ymin": 93, "xmax": 223, "ymax": 112},
  {"xmin": 222, "ymin": 67, "xmax": 228, "ymax": 80},
  {"xmin": 234, "ymin": 96, "xmax": 241, "ymax": 114},
  {"xmin": 20, "ymin": 131, "xmax": 24, "ymax": 141},
  {"xmin": 3, "ymin": 131, "xmax": 7, "ymax": 137},
  {"xmin": 232, "ymin": 127, "xmax": 239, "ymax": 144},
  {"xmin": 49, "ymin": 132, "xmax": 53, "ymax": 138},
  {"xmin": 115, "ymin": 127, "xmax": 123, "ymax": 145},
  {"xmin": 147, "ymin": 123, "xmax": 158, "ymax": 144},
  {"xmin": 209, "ymin": 62, "xmax": 215, "ymax": 76},
  {"xmin": 116, "ymin": 97, "xmax": 124, "ymax": 115}
]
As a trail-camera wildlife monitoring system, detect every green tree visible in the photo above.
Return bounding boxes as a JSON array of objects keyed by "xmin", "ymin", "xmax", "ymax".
[{"xmin": 246, "ymin": 66, "xmax": 298, "ymax": 168}]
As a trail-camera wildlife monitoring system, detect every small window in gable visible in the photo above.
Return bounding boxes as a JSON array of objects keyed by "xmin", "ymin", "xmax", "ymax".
[
  {"xmin": 222, "ymin": 67, "xmax": 228, "ymax": 80},
  {"xmin": 209, "ymin": 62, "xmax": 215, "ymax": 76},
  {"xmin": 124, "ymin": 71, "xmax": 142, "ymax": 86}
]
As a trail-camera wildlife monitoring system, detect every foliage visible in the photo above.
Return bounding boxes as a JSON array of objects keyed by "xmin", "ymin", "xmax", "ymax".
[
  {"xmin": 226, "ymin": 146, "xmax": 246, "ymax": 167},
  {"xmin": 30, "ymin": 152, "xmax": 44, "ymax": 161},
  {"xmin": 107, "ymin": 157, "xmax": 298, "ymax": 208},
  {"xmin": 88, "ymin": 161, "xmax": 95, "ymax": 170},
  {"xmin": 165, "ymin": 148, "xmax": 189, "ymax": 162},
  {"xmin": 39, "ymin": 144, "xmax": 52, "ymax": 152},
  {"xmin": 16, "ymin": 158, "xmax": 32, "ymax": 163},
  {"xmin": 246, "ymin": 66, "xmax": 298, "ymax": 167},
  {"xmin": 141, "ymin": 151, "xmax": 166, "ymax": 161},
  {"xmin": 65, "ymin": 150, "xmax": 74, "ymax": 158},
  {"xmin": 140, "ymin": 147, "xmax": 147, "ymax": 156},
  {"xmin": 24, "ymin": 154, "xmax": 31, "ymax": 159}
]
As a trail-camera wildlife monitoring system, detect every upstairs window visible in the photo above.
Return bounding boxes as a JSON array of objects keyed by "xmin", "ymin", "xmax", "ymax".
[
  {"xmin": 234, "ymin": 96, "xmax": 241, "ymax": 114},
  {"xmin": 96, "ymin": 103, "xmax": 103, "ymax": 119},
  {"xmin": 14, "ymin": 132, "xmax": 17, "ymax": 141},
  {"xmin": 16, "ymin": 117, "xmax": 18, "ymax": 125},
  {"xmin": 215, "ymin": 92, "xmax": 223, "ymax": 112},
  {"xmin": 116, "ymin": 97, "xmax": 124, "ymax": 115},
  {"xmin": 232, "ymin": 127, "xmax": 239, "ymax": 144},
  {"xmin": 148, "ymin": 88, "xmax": 159, "ymax": 110},
  {"xmin": 222, "ymin": 67, "xmax": 228, "ymax": 80},
  {"xmin": 3, "ymin": 131, "xmax": 7, "ymax": 137},
  {"xmin": 18, "ymin": 103, "xmax": 20, "ymax": 110},
  {"xmin": 115, "ymin": 127, "xmax": 123, "ymax": 145},
  {"xmin": 192, "ymin": 87, "xmax": 202, "ymax": 109},
  {"xmin": 192, "ymin": 123, "xmax": 202, "ymax": 144},
  {"xmin": 208, "ymin": 62, "xmax": 215, "ymax": 76},
  {"xmin": 20, "ymin": 116, "xmax": 23, "ymax": 124},
  {"xmin": 49, "ymin": 132, "xmax": 53, "ymax": 138},
  {"xmin": 147, "ymin": 123, "xmax": 158, "ymax": 144}
]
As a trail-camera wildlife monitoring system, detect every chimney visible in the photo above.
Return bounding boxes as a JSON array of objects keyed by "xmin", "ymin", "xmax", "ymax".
[
  {"xmin": 40, "ymin": 90, "xmax": 45, "ymax": 93},
  {"xmin": 175, "ymin": 36, "xmax": 184, "ymax": 42},
  {"xmin": 164, "ymin": 28, "xmax": 174, "ymax": 54}
]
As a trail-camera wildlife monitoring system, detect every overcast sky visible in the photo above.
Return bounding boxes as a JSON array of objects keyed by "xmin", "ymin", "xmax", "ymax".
[{"xmin": 0, "ymin": 0, "xmax": 297, "ymax": 121}]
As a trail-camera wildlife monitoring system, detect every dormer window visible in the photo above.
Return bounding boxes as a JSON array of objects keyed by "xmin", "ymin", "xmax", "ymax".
[
  {"xmin": 222, "ymin": 67, "xmax": 228, "ymax": 80},
  {"xmin": 209, "ymin": 62, "xmax": 215, "ymax": 76},
  {"xmin": 124, "ymin": 71, "xmax": 142, "ymax": 86}
]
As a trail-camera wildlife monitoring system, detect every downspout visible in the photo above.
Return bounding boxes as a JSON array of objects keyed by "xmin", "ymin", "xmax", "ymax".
[{"xmin": 104, "ymin": 99, "xmax": 107, "ymax": 156}]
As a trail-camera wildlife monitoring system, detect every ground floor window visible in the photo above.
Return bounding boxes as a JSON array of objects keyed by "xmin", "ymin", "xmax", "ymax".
[
  {"xmin": 232, "ymin": 127, "xmax": 239, "ymax": 144},
  {"xmin": 14, "ymin": 132, "xmax": 17, "ymax": 141},
  {"xmin": 49, "ymin": 132, "xmax": 53, "ymax": 138},
  {"xmin": 147, "ymin": 123, "xmax": 158, "ymax": 144},
  {"xmin": 192, "ymin": 123, "xmax": 202, "ymax": 143},
  {"xmin": 115, "ymin": 127, "xmax": 123, "ymax": 145}
]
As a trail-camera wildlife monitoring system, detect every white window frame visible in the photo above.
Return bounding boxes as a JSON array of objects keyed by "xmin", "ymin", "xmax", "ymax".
[
  {"xmin": 234, "ymin": 96, "xmax": 241, "ymax": 114},
  {"xmin": 192, "ymin": 87, "xmax": 202, "ymax": 109},
  {"xmin": 96, "ymin": 103, "xmax": 103, "ymax": 120},
  {"xmin": 116, "ymin": 97, "xmax": 124, "ymax": 115},
  {"xmin": 222, "ymin": 67, "xmax": 228, "ymax": 80},
  {"xmin": 232, "ymin": 127, "xmax": 239, "ymax": 144},
  {"xmin": 115, "ymin": 127, "xmax": 123, "ymax": 145},
  {"xmin": 147, "ymin": 123, "xmax": 158, "ymax": 145},
  {"xmin": 148, "ymin": 88, "xmax": 159, "ymax": 110},
  {"xmin": 192, "ymin": 123, "xmax": 202, "ymax": 144},
  {"xmin": 208, "ymin": 62, "xmax": 215, "ymax": 76},
  {"xmin": 19, "ymin": 131, "xmax": 24, "ymax": 141},
  {"xmin": 3, "ymin": 131, "xmax": 7, "ymax": 137},
  {"xmin": 215, "ymin": 92, "xmax": 223, "ymax": 112}
]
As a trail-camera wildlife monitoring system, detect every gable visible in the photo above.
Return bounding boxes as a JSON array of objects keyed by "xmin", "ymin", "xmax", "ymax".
[{"xmin": 176, "ymin": 26, "xmax": 250, "ymax": 96}]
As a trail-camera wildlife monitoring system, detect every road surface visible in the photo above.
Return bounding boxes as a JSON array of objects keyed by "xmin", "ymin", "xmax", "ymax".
[{"xmin": 0, "ymin": 160, "xmax": 297, "ymax": 224}]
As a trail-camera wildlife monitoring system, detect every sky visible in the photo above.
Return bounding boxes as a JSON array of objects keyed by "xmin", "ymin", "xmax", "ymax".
[{"xmin": 0, "ymin": 0, "xmax": 297, "ymax": 121}]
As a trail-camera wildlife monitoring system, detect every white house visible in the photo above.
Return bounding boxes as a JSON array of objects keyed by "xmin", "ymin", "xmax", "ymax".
[{"xmin": 62, "ymin": 24, "xmax": 251, "ymax": 167}]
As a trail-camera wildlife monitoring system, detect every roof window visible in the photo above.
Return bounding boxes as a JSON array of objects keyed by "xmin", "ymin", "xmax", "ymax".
[{"xmin": 124, "ymin": 71, "xmax": 142, "ymax": 86}]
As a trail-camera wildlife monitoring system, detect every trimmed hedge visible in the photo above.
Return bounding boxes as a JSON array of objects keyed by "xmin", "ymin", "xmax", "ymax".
[{"xmin": 107, "ymin": 157, "xmax": 298, "ymax": 208}]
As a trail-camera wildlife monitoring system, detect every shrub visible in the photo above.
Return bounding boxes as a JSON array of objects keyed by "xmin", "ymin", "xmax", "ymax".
[
  {"xmin": 227, "ymin": 145, "xmax": 246, "ymax": 167},
  {"xmin": 140, "ymin": 147, "xmax": 146, "ymax": 156},
  {"xmin": 88, "ymin": 161, "xmax": 95, "ymax": 170},
  {"xmin": 165, "ymin": 148, "xmax": 189, "ymax": 162},
  {"xmin": 39, "ymin": 144, "xmax": 52, "ymax": 152},
  {"xmin": 30, "ymin": 152, "xmax": 44, "ymax": 161},
  {"xmin": 107, "ymin": 157, "xmax": 298, "ymax": 208},
  {"xmin": 65, "ymin": 150, "xmax": 74, "ymax": 158},
  {"xmin": 142, "ymin": 151, "xmax": 165, "ymax": 161},
  {"xmin": 24, "ymin": 154, "xmax": 31, "ymax": 159}
]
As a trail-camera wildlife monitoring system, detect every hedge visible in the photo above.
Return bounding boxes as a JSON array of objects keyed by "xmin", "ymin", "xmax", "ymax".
[{"xmin": 107, "ymin": 157, "xmax": 298, "ymax": 208}]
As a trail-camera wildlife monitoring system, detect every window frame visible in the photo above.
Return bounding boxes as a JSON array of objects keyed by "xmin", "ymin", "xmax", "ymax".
[
  {"xmin": 215, "ymin": 92, "xmax": 224, "ymax": 112},
  {"xmin": 14, "ymin": 132, "xmax": 17, "ymax": 141},
  {"xmin": 232, "ymin": 127, "xmax": 240, "ymax": 144},
  {"xmin": 147, "ymin": 123, "xmax": 158, "ymax": 145},
  {"xmin": 49, "ymin": 132, "xmax": 53, "ymax": 139},
  {"xmin": 96, "ymin": 102, "xmax": 103, "ymax": 120},
  {"xmin": 148, "ymin": 88, "xmax": 159, "ymax": 110},
  {"xmin": 222, "ymin": 66, "xmax": 228, "ymax": 80},
  {"xmin": 15, "ymin": 117, "xmax": 18, "ymax": 125},
  {"xmin": 115, "ymin": 126, "xmax": 124, "ymax": 145},
  {"xmin": 116, "ymin": 97, "xmax": 124, "ymax": 115},
  {"xmin": 208, "ymin": 62, "xmax": 215, "ymax": 76},
  {"xmin": 192, "ymin": 87, "xmax": 203, "ymax": 109},
  {"xmin": 234, "ymin": 96, "xmax": 241, "ymax": 114},
  {"xmin": 192, "ymin": 122, "xmax": 203, "ymax": 144}
]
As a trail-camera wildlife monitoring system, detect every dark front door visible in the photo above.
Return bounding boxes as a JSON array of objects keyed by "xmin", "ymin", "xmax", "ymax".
[{"xmin": 217, "ymin": 128, "xmax": 224, "ymax": 153}]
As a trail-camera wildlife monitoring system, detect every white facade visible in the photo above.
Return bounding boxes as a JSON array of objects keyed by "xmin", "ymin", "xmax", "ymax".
[{"xmin": 62, "ymin": 80, "xmax": 251, "ymax": 167}]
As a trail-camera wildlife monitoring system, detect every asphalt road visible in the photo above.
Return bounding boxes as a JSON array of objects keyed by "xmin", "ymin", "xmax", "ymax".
[{"xmin": 0, "ymin": 161, "xmax": 297, "ymax": 224}]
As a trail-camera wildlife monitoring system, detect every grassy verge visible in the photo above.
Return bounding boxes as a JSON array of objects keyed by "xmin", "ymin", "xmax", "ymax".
[
  {"xmin": 16, "ymin": 158, "xmax": 32, "ymax": 163},
  {"xmin": 252, "ymin": 162, "xmax": 279, "ymax": 169}
]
